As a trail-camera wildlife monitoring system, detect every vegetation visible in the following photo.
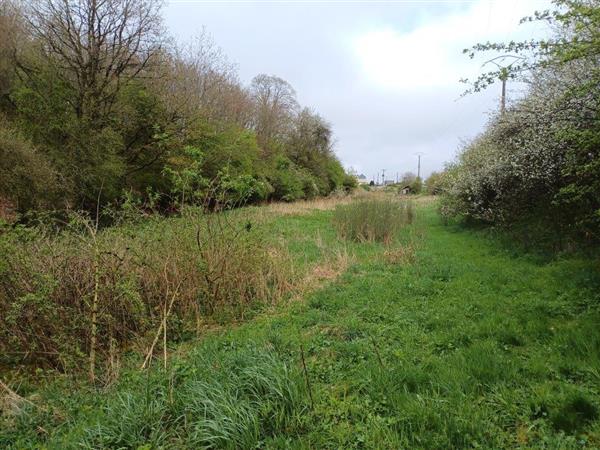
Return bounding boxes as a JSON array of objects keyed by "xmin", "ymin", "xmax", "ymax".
[
  {"xmin": 3, "ymin": 198, "xmax": 600, "ymax": 448},
  {"xmin": 0, "ymin": 0, "xmax": 354, "ymax": 220},
  {"xmin": 2, "ymin": 0, "xmax": 600, "ymax": 447},
  {"xmin": 424, "ymin": 171, "xmax": 444, "ymax": 195},
  {"xmin": 332, "ymin": 197, "xmax": 414, "ymax": 244},
  {"xmin": 442, "ymin": 0, "xmax": 600, "ymax": 249},
  {"xmin": 0, "ymin": 202, "xmax": 298, "ymax": 378}
]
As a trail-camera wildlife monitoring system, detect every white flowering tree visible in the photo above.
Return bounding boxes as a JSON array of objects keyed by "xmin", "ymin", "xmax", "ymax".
[{"xmin": 443, "ymin": 0, "xmax": 600, "ymax": 247}]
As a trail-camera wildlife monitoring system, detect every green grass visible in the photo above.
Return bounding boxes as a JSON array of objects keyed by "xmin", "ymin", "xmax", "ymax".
[{"xmin": 3, "ymin": 199, "xmax": 600, "ymax": 448}]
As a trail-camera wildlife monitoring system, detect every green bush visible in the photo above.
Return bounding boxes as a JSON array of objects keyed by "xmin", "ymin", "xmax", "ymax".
[
  {"xmin": 0, "ymin": 126, "xmax": 58, "ymax": 211},
  {"xmin": 332, "ymin": 197, "xmax": 414, "ymax": 244},
  {"xmin": 269, "ymin": 156, "xmax": 306, "ymax": 202}
]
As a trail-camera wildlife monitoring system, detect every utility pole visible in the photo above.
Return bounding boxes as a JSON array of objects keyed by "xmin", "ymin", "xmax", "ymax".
[
  {"xmin": 396, "ymin": 172, "xmax": 399, "ymax": 184},
  {"xmin": 500, "ymin": 69, "xmax": 507, "ymax": 114},
  {"xmin": 381, "ymin": 169, "xmax": 386, "ymax": 185},
  {"xmin": 414, "ymin": 153, "xmax": 424, "ymax": 180},
  {"xmin": 482, "ymin": 56, "xmax": 524, "ymax": 114}
]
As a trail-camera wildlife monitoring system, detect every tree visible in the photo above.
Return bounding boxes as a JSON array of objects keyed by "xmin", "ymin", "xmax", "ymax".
[
  {"xmin": 250, "ymin": 74, "xmax": 298, "ymax": 151},
  {"xmin": 463, "ymin": 0, "xmax": 600, "ymax": 95},
  {"xmin": 0, "ymin": 125, "xmax": 57, "ymax": 211},
  {"xmin": 158, "ymin": 31, "xmax": 254, "ymax": 129},
  {"xmin": 0, "ymin": 0, "xmax": 354, "ymax": 214},
  {"xmin": 24, "ymin": 0, "xmax": 165, "ymax": 124},
  {"xmin": 450, "ymin": 0, "xmax": 600, "ymax": 245},
  {"xmin": 286, "ymin": 108, "xmax": 340, "ymax": 194},
  {"xmin": 425, "ymin": 171, "xmax": 444, "ymax": 195},
  {"xmin": 0, "ymin": 0, "xmax": 23, "ymax": 110},
  {"xmin": 9, "ymin": 0, "xmax": 167, "ymax": 208}
]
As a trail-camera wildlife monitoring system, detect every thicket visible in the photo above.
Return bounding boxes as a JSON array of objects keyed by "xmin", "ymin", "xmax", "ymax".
[
  {"xmin": 442, "ymin": 0, "xmax": 600, "ymax": 250},
  {"xmin": 0, "ymin": 203, "xmax": 294, "ymax": 380},
  {"xmin": 0, "ymin": 0, "xmax": 355, "ymax": 220}
]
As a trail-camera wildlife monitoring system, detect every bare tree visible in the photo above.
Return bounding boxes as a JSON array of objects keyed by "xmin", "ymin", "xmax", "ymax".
[
  {"xmin": 250, "ymin": 74, "xmax": 298, "ymax": 151},
  {"xmin": 24, "ymin": 0, "xmax": 165, "ymax": 123},
  {"xmin": 0, "ymin": 0, "xmax": 23, "ymax": 102},
  {"xmin": 400, "ymin": 172, "xmax": 417, "ymax": 185},
  {"xmin": 156, "ymin": 31, "xmax": 254, "ymax": 129}
]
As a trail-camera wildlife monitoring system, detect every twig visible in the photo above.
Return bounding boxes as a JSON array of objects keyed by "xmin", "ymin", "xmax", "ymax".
[
  {"xmin": 370, "ymin": 336, "xmax": 385, "ymax": 369},
  {"xmin": 140, "ymin": 280, "xmax": 183, "ymax": 370},
  {"xmin": 300, "ymin": 343, "xmax": 314, "ymax": 409},
  {"xmin": 163, "ymin": 295, "xmax": 167, "ymax": 370},
  {"xmin": 0, "ymin": 379, "xmax": 35, "ymax": 408}
]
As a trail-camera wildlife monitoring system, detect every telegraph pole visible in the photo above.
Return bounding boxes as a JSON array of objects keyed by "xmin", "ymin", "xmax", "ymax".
[
  {"xmin": 381, "ymin": 169, "xmax": 386, "ymax": 185},
  {"xmin": 500, "ymin": 69, "xmax": 507, "ymax": 114},
  {"xmin": 482, "ymin": 56, "xmax": 524, "ymax": 114},
  {"xmin": 414, "ymin": 153, "xmax": 424, "ymax": 180}
]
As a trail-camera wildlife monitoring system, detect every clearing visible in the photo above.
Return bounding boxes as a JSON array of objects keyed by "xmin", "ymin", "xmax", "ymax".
[{"xmin": 3, "ymin": 198, "xmax": 600, "ymax": 449}]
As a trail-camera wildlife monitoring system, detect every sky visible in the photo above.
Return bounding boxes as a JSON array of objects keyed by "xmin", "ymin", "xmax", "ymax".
[{"xmin": 164, "ymin": 0, "xmax": 551, "ymax": 181}]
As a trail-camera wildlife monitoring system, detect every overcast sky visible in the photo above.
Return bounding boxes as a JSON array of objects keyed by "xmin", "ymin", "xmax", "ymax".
[{"xmin": 165, "ymin": 0, "xmax": 550, "ymax": 180}]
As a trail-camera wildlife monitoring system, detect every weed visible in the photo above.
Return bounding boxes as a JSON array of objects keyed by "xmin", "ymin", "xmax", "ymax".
[
  {"xmin": 0, "ymin": 207, "xmax": 293, "ymax": 376},
  {"xmin": 332, "ymin": 197, "xmax": 414, "ymax": 244}
]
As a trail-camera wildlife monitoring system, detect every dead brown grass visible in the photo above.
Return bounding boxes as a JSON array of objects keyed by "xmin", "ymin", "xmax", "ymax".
[
  {"xmin": 265, "ymin": 196, "xmax": 353, "ymax": 215},
  {"xmin": 383, "ymin": 245, "xmax": 417, "ymax": 266},
  {"xmin": 296, "ymin": 246, "xmax": 353, "ymax": 298}
]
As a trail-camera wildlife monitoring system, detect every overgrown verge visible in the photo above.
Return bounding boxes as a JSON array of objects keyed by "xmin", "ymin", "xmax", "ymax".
[{"xmin": 0, "ymin": 208, "xmax": 293, "ymax": 380}]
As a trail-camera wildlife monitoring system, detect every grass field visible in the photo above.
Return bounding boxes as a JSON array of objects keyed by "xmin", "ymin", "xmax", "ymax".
[{"xmin": 3, "ymin": 196, "xmax": 600, "ymax": 449}]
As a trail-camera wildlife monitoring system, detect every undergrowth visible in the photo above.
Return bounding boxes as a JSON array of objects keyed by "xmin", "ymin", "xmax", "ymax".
[
  {"xmin": 0, "ymin": 207, "xmax": 294, "ymax": 378},
  {"xmin": 3, "ymin": 197, "xmax": 600, "ymax": 448},
  {"xmin": 332, "ymin": 198, "xmax": 414, "ymax": 244}
]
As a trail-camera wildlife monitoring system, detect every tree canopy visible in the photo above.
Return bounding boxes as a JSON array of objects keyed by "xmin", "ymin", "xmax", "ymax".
[{"xmin": 0, "ymin": 0, "xmax": 354, "ymax": 217}]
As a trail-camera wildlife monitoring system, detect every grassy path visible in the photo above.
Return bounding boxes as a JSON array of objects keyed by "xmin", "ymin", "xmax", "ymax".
[{"xmin": 4, "ymin": 202, "xmax": 600, "ymax": 449}]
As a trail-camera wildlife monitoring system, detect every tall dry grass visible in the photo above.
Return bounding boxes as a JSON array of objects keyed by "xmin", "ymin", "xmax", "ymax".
[
  {"xmin": 332, "ymin": 197, "xmax": 414, "ymax": 244},
  {"xmin": 0, "ymin": 208, "xmax": 293, "ymax": 378}
]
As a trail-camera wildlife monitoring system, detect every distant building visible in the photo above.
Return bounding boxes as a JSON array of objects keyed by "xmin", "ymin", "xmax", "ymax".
[
  {"xmin": 400, "ymin": 185, "xmax": 412, "ymax": 195},
  {"xmin": 356, "ymin": 174, "xmax": 369, "ymax": 185},
  {"xmin": 384, "ymin": 179, "xmax": 395, "ymax": 186}
]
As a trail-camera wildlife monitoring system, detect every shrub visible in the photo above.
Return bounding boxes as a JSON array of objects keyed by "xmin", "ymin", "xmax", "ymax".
[
  {"xmin": 332, "ymin": 197, "xmax": 414, "ymax": 244},
  {"xmin": 447, "ymin": 0, "xmax": 600, "ymax": 248},
  {"xmin": 0, "ymin": 126, "xmax": 58, "ymax": 212},
  {"xmin": 0, "ymin": 208, "xmax": 292, "ymax": 376},
  {"xmin": 269, "ymin": 156, "xmax": 306, "ymax": 202},
  {"xmin": 425, "ymin": 171, "xmax": 444, "ymax": 195}
]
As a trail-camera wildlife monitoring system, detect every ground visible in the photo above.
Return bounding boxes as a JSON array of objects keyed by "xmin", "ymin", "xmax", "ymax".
[{"xmin": 3, "ymin": 198, "xmax": 600, "ymax": 449}]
